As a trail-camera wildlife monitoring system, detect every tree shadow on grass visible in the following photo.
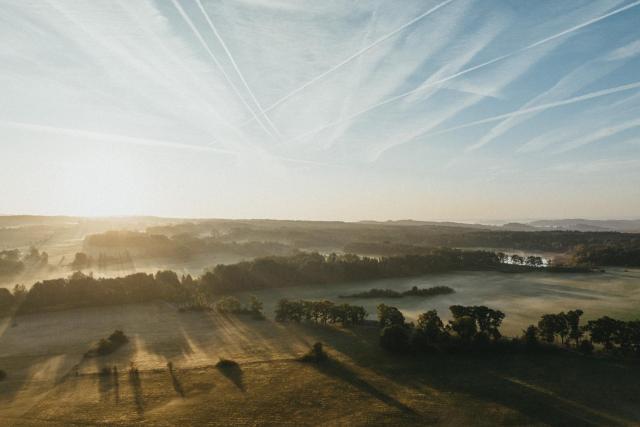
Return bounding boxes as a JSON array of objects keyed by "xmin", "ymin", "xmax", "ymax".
[
  {"xmin": 297, "ymin": 323, "xmax": 640, "ymax": 426},
  {"xmin": 127, "ymin": 372, "xmax": 144, "ymax": 415},
  {"xmin": 310, "ymin": 358, "xmax": 417, "ymax": 418},
  {"xmin": 216, "ymin": 363, "xmax": 245, "ymax": 392},
  {"xmin": 97, "ymin": 368, "xmax": 113, "ymax": 402},
  {"xmin": 401, "ymin": 355, "xmax": 630, "ymax": 427},
  {"xmin": 95, "ymin": 366, "xmax": 121, "ymax": 404},
  {"xmin": 168, "ymin": 368, "xmax": 185, "ymax": 397}
]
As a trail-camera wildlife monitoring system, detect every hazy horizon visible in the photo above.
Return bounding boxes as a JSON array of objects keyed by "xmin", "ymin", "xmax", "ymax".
[
  {"xmin": 1, "ymin": 212, "xmax": 640, "ymax": 226},
  {"xmin": 2, "ymin": 0, "xmax": 640, "ymax": 220}
]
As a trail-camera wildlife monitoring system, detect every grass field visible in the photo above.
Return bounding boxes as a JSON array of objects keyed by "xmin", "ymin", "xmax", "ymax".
[{"xmin": 1, "ymin": 300, "xmax": 639, "ymax": 426}]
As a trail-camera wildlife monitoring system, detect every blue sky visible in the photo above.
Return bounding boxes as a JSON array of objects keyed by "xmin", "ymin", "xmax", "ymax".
[{"xmin": 1, "ymin": 0, "xmax": 640, "ymax": 221}]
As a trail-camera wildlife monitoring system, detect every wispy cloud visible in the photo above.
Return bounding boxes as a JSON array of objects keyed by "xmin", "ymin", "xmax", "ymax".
[
  {"xmin": 375, "ymin": 81, "xmax": 640, "ymax": 158},
  {"xmin": 555, "ymin": 117, "xmax": 640, "ymax": 153},
  {"xmin": 0, "ymin": 120, "xmax": 239, "ymax": 155},
  {"xmin": 243, "ymin": 0, "xmax": 457, "ymax": 123},
  {"xmin": 283, "ymin": 0, "xmax": 640, "ymax": 147},
  {"xmin": 170, "ymin": 0, "xmax": 278, "ymax": 140},
  {"xmin": 194, "ymin": 0, "xmax": 281, "ymax": 137},
  {"xmin": 467, "ymin": 37, "xmax": 640, "ymax": 152},
  {"xmin": 2, "ymin": 0, "xmax": 640, "ymax": 219}
]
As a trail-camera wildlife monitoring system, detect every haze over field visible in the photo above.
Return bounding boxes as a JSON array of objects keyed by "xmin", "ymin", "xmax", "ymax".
[
  {"xmin": 2, "ymin": 2, "xmax": 640, "ymax": 426},
  {"xmin": 2, "ymin": 0, "xmax": 640, "ymax": 220}
]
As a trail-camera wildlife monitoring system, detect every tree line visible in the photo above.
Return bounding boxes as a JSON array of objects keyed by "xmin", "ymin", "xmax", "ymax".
[
  {"xmin": 374, "ymin": 303, "xmax": 640, "ymax": 357},
  {"xmin": 571, "ymin": 243, "xmax": 640, "ymax": 267},
  {"xmin": 376, "ymin": 304, "xmax": 507, "ymax": 353},
  {"xmin": 7, "ymin": 270, "xmax": 194, "ymax": 315},
  {"xmin": 0, "ymin": 249, "xmax": 606, "ymax": 317},
  {"xmin": 0, "ymin": 247, "xmax": 49, "ymax": 279},
  {"xmin": 275, "ymin": 299, "xmax": 367, "ymax": 325},
  {"xmin": 339, "ymin": 285, "xmax": 454, "ymax": 299},
  {"xmin": 84, "ymin": 230, "xmax": 294, "ymax": 260},
  {"xmin": 200, "ymin": 249, "xmax": 516, "ymax": 294},
  {"xmin": 526, "ymin": 310, "xmax": 640, "ymax": 355}
]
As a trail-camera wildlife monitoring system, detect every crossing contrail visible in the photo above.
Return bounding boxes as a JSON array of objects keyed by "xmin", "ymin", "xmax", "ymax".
[
  {"xmin": 372, "ymin": 80, "xmax": 640, "ymax": 158},
  {"xmin": 117, "ymin": 1, "xmax": 248, "ymax": 139},
  {"xmin": 194, "ymin": 0, "xmax": 281, "ymax": 137},
  {"xmin": 240, "ymin": 0, "xmax": 455, "ymax": 126},
  {"xmin": 170, "ymin": 0, "xmax": 277, "ymax": 140},
  {"xmin": 286, "ymin": 0, "xmax": 640, "ymax": 145}
]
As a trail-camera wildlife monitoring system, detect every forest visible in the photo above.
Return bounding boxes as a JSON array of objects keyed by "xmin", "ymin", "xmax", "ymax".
[
  {"xmin": 66, "ymin": 221, "xmax": 640, "ymax": 272},
  {"xmin": 84, "ymin": 230, "xmax": 295, "ymax": 260},
  {"xmin": 146, "ymin": 219, "xmax": 640, "ymax": 253},
  {"xmin": 2, "ymin": 249, "xmax": 530, "ymax": 315},
  {"xmin": 199, "ymin": 249, "xmax": 512, "ymax": 294},
  {"xmin": 571, "ymin": 243, "xmax": 640, "ymax": 267}
]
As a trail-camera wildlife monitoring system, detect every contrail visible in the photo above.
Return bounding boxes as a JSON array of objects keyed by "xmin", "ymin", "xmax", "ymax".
[
  {"xmin": 194, "ymin": 0, "xmax": 281, "ymax": 137},
  {"xmin": 326, "ymin": 0, "xmax": 383, "ymax": 148},
  {"xmin": 170, "ymin": 0, "xmax": 277, "ymax": 140},
  {"xmin": 240, "ymin": 0, "xmax": 455, "ymax": 125},
  {"xmin": 286, "ymin": 0, "xmax": 640, "ymax": 145},
  {"xmin": 372, "ymin": 80, "xmax": 640, "ymax": 157},
  {"xmin": 554, "ymin": 116, "xmax": 640, "ymax": 154},
  {"xmin": 2, "ymin": 121, "xmax": 330, "ymax": 166},
  {"xmin": 116, "ymin": 0, "xmax": 261, "ymax": 153},
  {"xmin": 0, "ymin": 121, "xmax": 240, "ymax": 155}
]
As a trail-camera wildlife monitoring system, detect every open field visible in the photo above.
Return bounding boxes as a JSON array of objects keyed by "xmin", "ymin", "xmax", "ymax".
[
  {"xmin": 1, "ymin": 295, "xmax": 640, "ymax": 426},
  {"xmin": 239, "ymin": 268, "xmax": 640, "ymax": 336}
]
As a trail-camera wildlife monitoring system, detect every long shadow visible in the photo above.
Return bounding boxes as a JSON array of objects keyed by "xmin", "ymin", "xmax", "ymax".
[
  {"xmin": 113, "ymin": 368, "xmax": 120, "ymax": 404},
  {"xmin": 168, "ymin": 367, "xmax": 185, "ymax": 397},
  {"xmin": 216, "ymin": 364, "xmax": 245, "ymax": 392},
  {"xmin": 410, "ymin": 355, "xmax": 628, "ymax": 426},
  {"xmin": 127, "ymin": 372, "xmax": 144, "ymax": 415},
  {"xmin": 97, "ymin": 367, "xmax": 114, "ymax": 402},
  {"xmin": 311, "ymin": 358, "xmax": 417, "ymax": 417},
  {"xmin": 297, "ymin": 323, "xmax": 640, "ymax": 426},
  {"xmin": 95, "ymin": 366, "xmax": 121, "ymax": 404}
]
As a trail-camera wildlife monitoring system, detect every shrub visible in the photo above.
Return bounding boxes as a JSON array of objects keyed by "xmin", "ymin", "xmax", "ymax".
[
  {"xmin": 0, "ymin": 369, "xmax": 6, "ymax": 381},
  {"xmin": 85, "ymin": 330, "xmax": 129, "ymax": 357},
  {"xmin": 249, "ymin": 295, "xmax": 264, "ymax": 315},
  {"xmin": 299, "ymin": 342, "xmax": 328, "ymax": 363},
  {"xmin": 216, "ymin": 358, "xmax": 239, "ymax": 368},
  {"xmin": 99, "ymin": 367, "xmax": 112, "ymax": 376},
  {"xmin": 579, "ymin": 340, "xmax": 594, "ymax": 355},
  {"xmin": 216, "ymin": 296, "xmax": 243, "ymax": 313},
  {"xmin": 522, "ymin": 325, "xmax": 539, "ymax": 348},
  {"xmin": 380, "ymin": 325, "xmax": 410, "ymax": 353}
]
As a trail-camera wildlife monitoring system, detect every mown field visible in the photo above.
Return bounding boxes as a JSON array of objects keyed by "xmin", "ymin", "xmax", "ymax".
[{"xmin": 1, "ymin": 301, "xmax": 639, "ymax": 426}]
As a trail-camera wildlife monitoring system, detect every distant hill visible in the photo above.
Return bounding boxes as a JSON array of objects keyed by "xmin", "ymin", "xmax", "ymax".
[
  {"xmin": 358, "ymin": 219, "xmax": 493, "ymax": 230},
  {"xmin": 501, "ymin": 222, "xmax": 538, "ymax": 231},
  {"xmin": 529, "ymin": 219, "xmax": 640, "ymax": 233}
]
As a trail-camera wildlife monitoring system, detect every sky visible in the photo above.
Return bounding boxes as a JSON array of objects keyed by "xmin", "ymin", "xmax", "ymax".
[{"xmin": 1, "ymin": 0, "xmax": 640, "ymax": 222}]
